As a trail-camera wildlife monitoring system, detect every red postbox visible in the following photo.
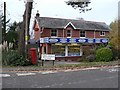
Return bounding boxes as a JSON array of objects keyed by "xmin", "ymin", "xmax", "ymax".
[{"xmin": 30, "ymin": 48, "xmax": 37, "ymax": 65}]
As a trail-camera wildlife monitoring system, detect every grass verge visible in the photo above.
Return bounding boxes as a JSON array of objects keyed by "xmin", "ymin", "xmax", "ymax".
[{"xmin": 2, "ymin": 60, "xmax": 119, "ymax": 72}]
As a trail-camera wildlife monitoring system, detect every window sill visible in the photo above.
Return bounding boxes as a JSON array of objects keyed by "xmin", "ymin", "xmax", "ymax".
[
  {"xmin": 80, "ymin": 37, "xmax": 86, "ymax": 38},
  {"xmin": 100, "ymin": 35, "xmax": 105, "ymax": 36}
]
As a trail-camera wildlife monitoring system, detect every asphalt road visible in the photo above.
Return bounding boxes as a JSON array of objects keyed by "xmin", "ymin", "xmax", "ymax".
[{"xmin": 2, "ymin": 67, "xmax": 119, "ymax": 88}]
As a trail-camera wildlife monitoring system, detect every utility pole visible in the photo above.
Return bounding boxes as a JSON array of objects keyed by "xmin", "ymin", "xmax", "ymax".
[
  {"xmin": 25, "ymin": 2, "xmax": 28, "ymax": 60},
  {"xmin": 24, "ymin": 0, "xmax": 33, "ymax": 60},
  {"xmin": 18, "ymin": 0, "xmax": 33, "ymax": 57},
  {"xmin": 3, "ymin": 2, "xmax": 6, "ymax": 41}
]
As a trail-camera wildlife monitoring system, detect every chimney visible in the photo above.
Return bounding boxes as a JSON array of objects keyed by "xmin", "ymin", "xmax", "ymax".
[{"xmin": 36, "ymin": 10, "xmax": 40, "ymax": 18}]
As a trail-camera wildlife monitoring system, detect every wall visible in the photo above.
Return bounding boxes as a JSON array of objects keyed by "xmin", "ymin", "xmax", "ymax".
[
  {"xmin": 34, "ymin": 21, "xmax": 40, "ymax": 40},
  {"xmin": 41, "ymin": 28, "xmax": 51, "ymax": 37},
  {"xmin": 34, "ymin": 22, "xmax": 109, "ymax": 38}
]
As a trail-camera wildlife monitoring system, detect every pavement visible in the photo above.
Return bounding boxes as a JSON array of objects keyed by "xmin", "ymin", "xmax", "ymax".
[
  {"xmin": 1, "ymin": 61, "xmax": 119, "ymax": 73},
  {"xmin": 1, "ymin": 61, "xmax": 80, "ymax": 72}
]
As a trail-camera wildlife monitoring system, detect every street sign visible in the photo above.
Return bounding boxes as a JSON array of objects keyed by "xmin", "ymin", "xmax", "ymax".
[
  {"xmin": 100, "ymin": 39, "xmax": 108, "ymax": 43},
  {"xmin": 40, "ymin": 38, "xmax": 44, "ymax": 43},
  {"xmin": 41, "ymin": 54, "xmax": 55, "ymax": 60},
  {"xmin": 43, "ymin": 38, "xmax": 109, "ymax": 44}
]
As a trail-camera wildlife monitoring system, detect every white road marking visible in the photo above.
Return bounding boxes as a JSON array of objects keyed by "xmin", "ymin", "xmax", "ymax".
[
  {"xmin": 41, "ymin": 71, "xmax": 57, "ymax": 74},
  {"xmin": 108, "ymin": 68, "xmax": 119, "ymax": 72},
  {"xmin": 16, "ymin": 73, "xmax": 36, "ymax": 76},
  {"xmin": 100, "ymin": 67, "xmax": 119, "ymax": 73},
  {"xmin": 79, "ymin": 67, "xmax": 99, "ymax": 70},
  {"xmin": 63, "ymin": 67, "xmax": 99, "ymax": 72},
  {"xmin": 0, "ymin": 74, "xmax": 10, "ymax": 77}
]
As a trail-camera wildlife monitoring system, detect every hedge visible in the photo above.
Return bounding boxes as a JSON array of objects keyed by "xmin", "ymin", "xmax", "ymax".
[{"xmin": 96, "ymin": 47, "xmax": 113, "ymax": 62}]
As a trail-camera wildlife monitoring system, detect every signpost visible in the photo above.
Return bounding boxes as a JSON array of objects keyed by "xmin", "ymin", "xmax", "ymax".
[{"xmin": 41, "ymin": 54, "xmax": 55, "ymax": 66}]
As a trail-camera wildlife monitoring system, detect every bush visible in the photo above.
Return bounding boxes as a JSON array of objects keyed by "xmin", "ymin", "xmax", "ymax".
[
  {"xmin": 81, "ymin": 46, "xmax": 96, "ymax": 62},
  {"xmin": 96, "ymin": 47, "xmax": 113, "ymax": 62},
  {"xmin": 86, "ymin": 54, "xmax": 95, "ymax": 62},
  {"xmin": 3, "ymin": 50, "xmax": 31, "ymax": 66}
]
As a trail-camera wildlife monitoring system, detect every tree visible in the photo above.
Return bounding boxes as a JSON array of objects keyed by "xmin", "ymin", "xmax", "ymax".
[
  {"xmin": 0, "ymin": 2, "xmax": 10, "ymax": 42},
  {"xmin": 5, "ymin": 21, "xmax": 20, "ymax": 49},
  {"xmin": 66, "ymin": 0, "xmax": 91, "ymax": 13},
  {"xmin": 0, "ymin": 14, "xmax": 2, "ymax": 44},
  {"xmin": 109, "ymin": 19, "xmax": 120, "ymax": 59}
]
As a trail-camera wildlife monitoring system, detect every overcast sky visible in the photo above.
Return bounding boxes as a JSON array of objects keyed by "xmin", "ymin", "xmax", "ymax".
[{"xmin": 0, "ymin": 0, "xmax": 119, "ymax": 30}]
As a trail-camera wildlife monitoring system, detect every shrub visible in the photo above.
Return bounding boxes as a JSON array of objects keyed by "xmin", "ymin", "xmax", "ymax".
[
  {"xmin": 81, "ymin": 46, "xmax": 96, "ymax": 62},
  {"xmin": 86, "ymin": 54, "xmax": 95, "ymax": 62},
  {"xmin": 2, "ymin": 50, "xmax": 31, "ymax": 66},
  {"xmin": 96, "ymin": 47, "xmax": 113, "ymax": 62}
]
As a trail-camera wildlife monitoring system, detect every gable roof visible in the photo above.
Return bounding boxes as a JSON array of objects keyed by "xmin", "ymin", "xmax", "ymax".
[
  {"xmin": 64, "ymin": 22, "xmax": 76, "ymax": 29},
  {"xmin": 36, "ymin": 17, "xmax": 111, "ymax": 31}
]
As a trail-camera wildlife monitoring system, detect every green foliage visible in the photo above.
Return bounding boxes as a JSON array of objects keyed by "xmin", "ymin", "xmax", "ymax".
[
  {"xmin": 80, "ymin": 46, "xmax": 96, "ymax": 62},
  {"xmin": 2, "ymin": 50, "xmax": 31, "ymax": 66},
  {"xmin": 96, "ymin": 47, "xmax": 113, "ymax": 62},
  {"xmin": 5, "ymin": 21, "xmax": 20, "ymax": 49},
  {"xmin": 6, "ymin": 31, "xmax": 18, "ymax": 43},
  {"xmin": 109, "ymin": 19, "xmax": 120, "ymax": 59},
  {"xmin": 97, "ymin": 44, "xmax": 107, "ymax": 50}
]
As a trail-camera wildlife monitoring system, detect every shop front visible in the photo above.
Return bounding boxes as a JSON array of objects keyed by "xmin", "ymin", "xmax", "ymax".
[
  {"xmin": 39, "ymin": 37, "xmax": 108, "ymax": 61},
  {"xmin": 52, "ymin": 44, "xmax": 82, "ymax": 56}
]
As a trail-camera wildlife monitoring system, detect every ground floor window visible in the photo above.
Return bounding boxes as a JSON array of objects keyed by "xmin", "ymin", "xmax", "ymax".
[
  {"xmin": 51, "ymin": 44, "xmax": 81, "ymax": 57},
  {"xmin": 68, "ymin": 45, "xmax": 80, "ymax": 56},
  {"xmin": 51, "ymin": 44, "xmax": 65, "ymax": 56}
]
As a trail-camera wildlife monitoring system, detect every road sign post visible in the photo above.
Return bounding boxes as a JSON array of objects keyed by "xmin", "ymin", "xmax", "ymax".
[{"xmin": 41, "ymin": 54, "xmax": 55, "ymax": 66}]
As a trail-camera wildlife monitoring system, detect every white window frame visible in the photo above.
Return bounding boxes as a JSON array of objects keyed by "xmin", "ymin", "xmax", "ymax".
[
  {"xmin": 100, "ymin": 31, "xmax": 105, "ymax": 36},
  {"xmin": 51, "ymin": 29, "xmax": 58, "ymax": 37},
  {"xmin": 67, "ymin": 30, "xmax": 72, "ymax": 38},
  {"xmin": 80, "ymin": 30, "xmax": 86, "ymax": 38}
]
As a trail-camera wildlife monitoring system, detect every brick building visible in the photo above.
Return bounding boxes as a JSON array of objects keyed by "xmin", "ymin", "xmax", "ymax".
[{"xmin": 33, "ymin": 13, "xmax": 110, "ymax": 61}]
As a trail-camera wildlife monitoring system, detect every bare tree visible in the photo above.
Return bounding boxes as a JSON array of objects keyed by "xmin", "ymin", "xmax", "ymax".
[{"xmin": 66, "ymin": 0, "xmax": 91, "ymax": 13}]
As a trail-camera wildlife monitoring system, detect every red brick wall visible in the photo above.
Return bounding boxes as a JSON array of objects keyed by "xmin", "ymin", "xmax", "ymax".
[
  {"xmin": 34, "ymin": 30, "xmax": 40, "ymax": 40},
  {"xmin": 86, "ymin": 31, "xmax": 109, "ymax": 38},
  {"xmin": 95, "ymin": 31, "xmax": 109, "ymax": 38},
  {"xmin": 58, "ymin": 29, "xmax": 63, "ymax": 37},
  {"xmin": 72, "ymin": 30, "xmax": 80, "ymax": 37},
  {"xmin": 56, "ymin": 56, "xmax": 81, "ymax": 61},
  {"xmin": 47, "ymin": 44, "xmax": 52, "ymax": 54},
  {"xmin": 34, "ymin": 22, "xmax": 40, "ymax": 40},
  {"xmin": 34, "ymin": 22, "xmax": 110, "ymax": 39},
  {"xmin": 41, "ymin": 28, "xmax": 51, "ymax": 37},
  {"xmin": 86, "ymin": 31, "xmax": 94, "ymax": 38}
]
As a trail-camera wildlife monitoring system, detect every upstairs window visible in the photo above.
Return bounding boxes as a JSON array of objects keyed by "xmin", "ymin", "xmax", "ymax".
[
  {"xmin": 67, "ymin": 30, "xmax": 71, "ymax": 37},
  {"xmin": 100, "ymin": 31, "xmax": 105, "ymax": 36},
  {"xmin": 51, "ymin": 29, "xmax": 57, "ymax": 37},
  {"xmin": 80, "ymin": 31, "xmax": 86, "ymax": 38}
]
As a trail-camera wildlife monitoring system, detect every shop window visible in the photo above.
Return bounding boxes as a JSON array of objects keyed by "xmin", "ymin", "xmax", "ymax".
[
  {"xmin": 51, "ymin": 29, "xmax": 57, "ymax": 37},
  {"xmin": 68, "ymin": 45, "xmax": 80, "ymax": 56},
  {"xmin": 51, "ymin": 44, "xmax": 65, "ymax": 56},
  {"xmin": 80, "ymin": 31, "xmax": 86, "ymax": 38}
]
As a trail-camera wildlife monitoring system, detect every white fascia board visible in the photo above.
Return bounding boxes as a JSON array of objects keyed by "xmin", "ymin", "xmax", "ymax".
[
  {"xmin": 35, "ymin": 18, "xmax": 40, "ymax": 29},
  {"xmin": 64, "ymin": 22, "xmax": 77, "ymax": 29}
]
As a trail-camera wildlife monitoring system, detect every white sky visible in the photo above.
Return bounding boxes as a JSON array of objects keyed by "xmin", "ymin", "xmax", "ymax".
[{"xmin": 0, "ymin": 0, "xmax": 119, "ymax": 30}]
